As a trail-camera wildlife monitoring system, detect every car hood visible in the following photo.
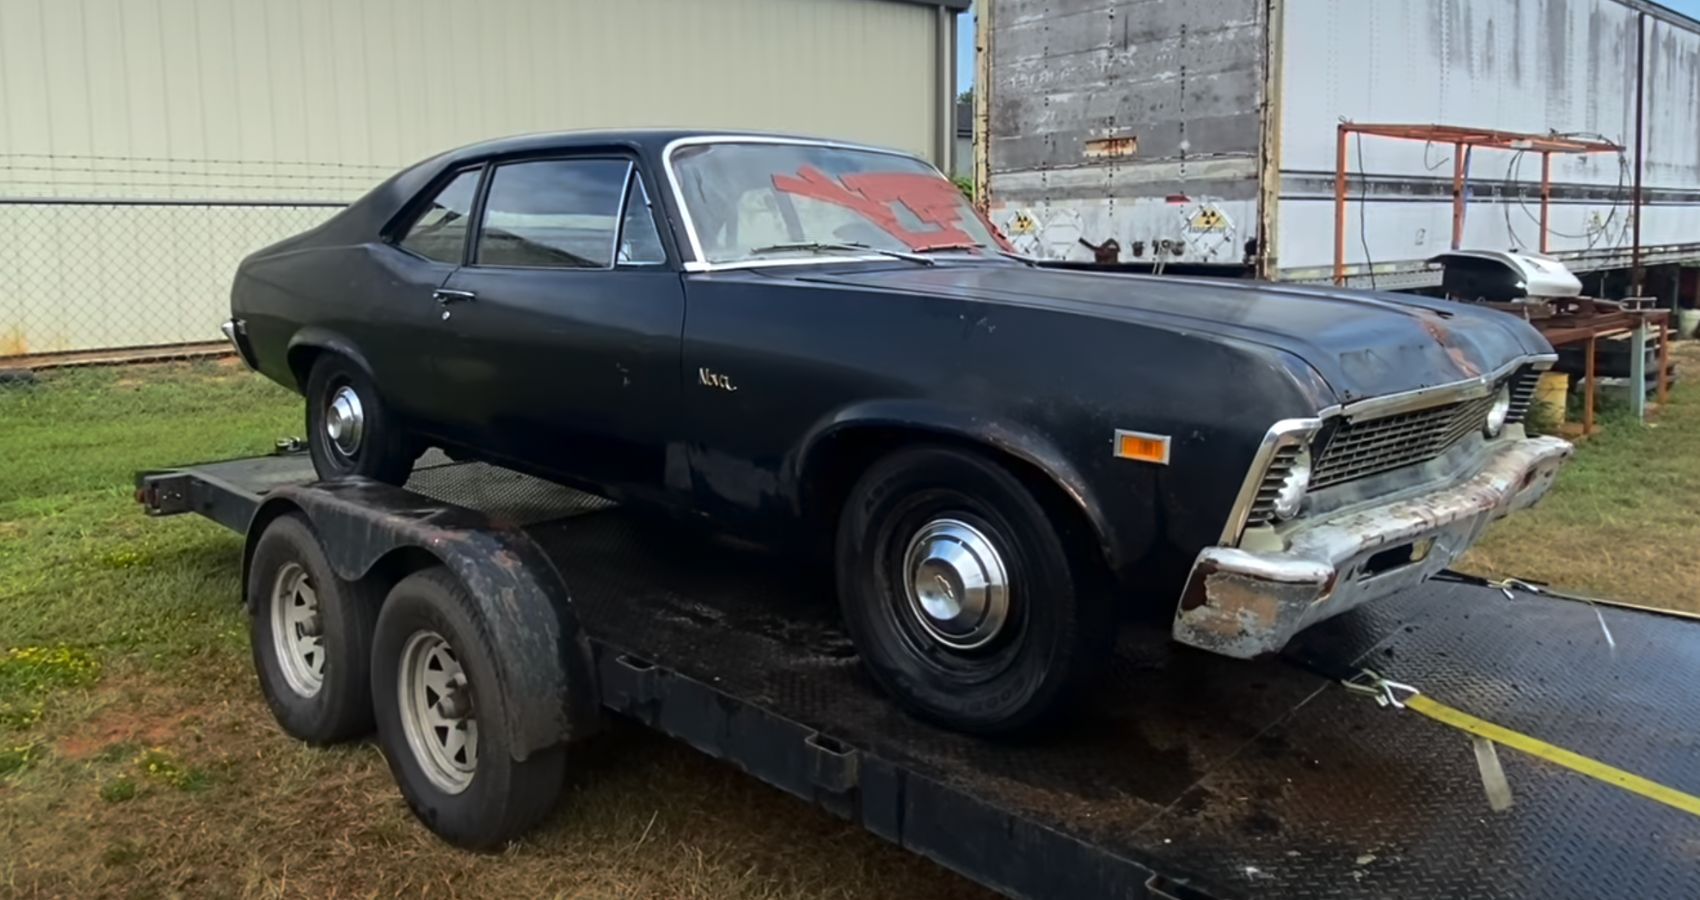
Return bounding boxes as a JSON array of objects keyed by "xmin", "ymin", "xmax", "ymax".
[{"xmin": 793, "ymin": 265, "xmax": 1551, "ymax": 403}]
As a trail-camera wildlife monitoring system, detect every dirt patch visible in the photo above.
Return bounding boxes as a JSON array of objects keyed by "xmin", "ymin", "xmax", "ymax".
[
  {"xmin": 58, "ymin": 701, "xmax": 208, "ymax": 760},
  {"xmin": 52, "ymin": 674, "xmax": 226, "ymax": 760}
]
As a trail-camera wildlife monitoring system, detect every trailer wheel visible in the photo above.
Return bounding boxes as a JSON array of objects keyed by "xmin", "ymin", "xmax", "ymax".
[
  {"xmin": 372, "ymin": 567, "xmax": 566, "ymax": 850},
  {"xmin": 247, "ymin": 512, "xmax": 380, "ymax": 744},
  {"xmin": 836, "ymin": 446, "xmax": 1115, "ymax": 734}
]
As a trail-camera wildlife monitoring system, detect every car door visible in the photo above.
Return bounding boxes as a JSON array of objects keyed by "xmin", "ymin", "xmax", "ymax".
[
  {"xmin": 430, "ymin": 156, "xmax": 684, "ymax": 493},
  {"xmin": 359, "ymin": 165, "xmax": 484, "ymax": 425}
]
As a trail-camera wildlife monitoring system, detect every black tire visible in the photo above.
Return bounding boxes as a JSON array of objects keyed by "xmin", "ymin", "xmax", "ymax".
[
  {"xmin": 836, "ymin": 445, "xmax": 1116, "ymax": 734},
  {"xmin": 247, "ymin": 512, "xmax": 381, "ymax": 744},
  {"xmin": 305, "ymin": 354, "xmax": 416, "ymax": 485},
  {"xmin": 372, "ymin": 567, "xmax": 566, "ymax": 850}
]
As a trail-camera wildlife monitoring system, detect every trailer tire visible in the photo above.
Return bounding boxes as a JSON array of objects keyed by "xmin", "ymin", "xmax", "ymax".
[
  {"xmin": 247, "ymin": 512, "xmax": 380, "ymax": 744},
  {"xmin": 372, "ymin": 567, "xmax": 566, "ymax": 850},
  {"xmin": 836, "ymin": 445, "xmax": 1116, "ymax": 735}
]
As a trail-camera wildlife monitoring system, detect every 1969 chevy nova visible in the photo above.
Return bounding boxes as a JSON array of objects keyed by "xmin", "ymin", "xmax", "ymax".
[{"xmin": 228, "ymin": 130, "xmax": 1571, "ymax": 733}]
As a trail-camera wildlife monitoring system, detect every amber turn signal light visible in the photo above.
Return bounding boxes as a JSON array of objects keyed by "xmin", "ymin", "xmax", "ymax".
[{"xmin": 1113, "ymin": 430, "xmax": 1171, "ymax": 465}]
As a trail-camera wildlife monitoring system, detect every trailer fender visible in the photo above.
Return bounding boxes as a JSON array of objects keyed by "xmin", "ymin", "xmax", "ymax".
[{"xmin": 244, "ymin": 480, "xmax": 599, "ymax": 760}]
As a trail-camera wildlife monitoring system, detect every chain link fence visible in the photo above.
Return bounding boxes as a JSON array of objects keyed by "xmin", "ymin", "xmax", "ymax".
[
  {"xmin": 1, "ymin": 199, "xmax": 343, "ymax": 359},
  {"xmin": 0, "ymin": 155, "xmax": 395, "ymax": 463}
]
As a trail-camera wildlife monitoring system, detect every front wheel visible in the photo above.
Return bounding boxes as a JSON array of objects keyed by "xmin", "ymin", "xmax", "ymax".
[
  {"xmin": 305, "ymin": 354, "xmax": 416, "ymax": 485},
  {"xmin": 836, "ymin": 446, "xmax": 1116, "ymax": 735}
]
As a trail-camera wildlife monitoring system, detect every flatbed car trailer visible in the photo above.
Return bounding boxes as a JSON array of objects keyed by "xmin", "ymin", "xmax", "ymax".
[{"xmin": 138, "ymin": 451, "xmax": 1700, "ymax": 899}]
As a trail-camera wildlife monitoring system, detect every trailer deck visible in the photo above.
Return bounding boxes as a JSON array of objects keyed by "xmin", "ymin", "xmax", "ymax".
[{"xmin": 143, "ymin": 452, "xmax": 1700, "ymax": 899}]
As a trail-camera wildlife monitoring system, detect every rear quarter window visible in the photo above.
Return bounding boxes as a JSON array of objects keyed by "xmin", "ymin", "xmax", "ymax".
[{"xmin": 396, "ymin": 168, "xmax": 482, "ymax": 263}]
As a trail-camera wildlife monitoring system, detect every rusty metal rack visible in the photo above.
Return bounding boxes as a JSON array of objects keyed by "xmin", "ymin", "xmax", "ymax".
[
  {"xmin": 1534, "ymin": 309, "xmax": 1672, "ymax": 434},
  {"xmin": 139, "ymin": 452, "xmax": 1700, "ymax": 899},
  {"xmin": 1332, "ymin": 124, "xmax": 1625, "ymax": 287}
]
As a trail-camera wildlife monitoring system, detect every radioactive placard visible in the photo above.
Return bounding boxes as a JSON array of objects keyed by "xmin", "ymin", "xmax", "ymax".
[{"xmin": 1186, "ymin": 207, "xmax": 1229, "ymax": 233}]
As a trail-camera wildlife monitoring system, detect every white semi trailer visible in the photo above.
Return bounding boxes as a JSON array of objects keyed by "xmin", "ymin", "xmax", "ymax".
[{"xmin": 976, "ymin": 0, "xmax": 1700, "ymax": 293}]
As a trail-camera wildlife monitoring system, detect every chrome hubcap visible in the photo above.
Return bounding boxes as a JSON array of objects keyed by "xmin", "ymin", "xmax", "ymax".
[
  {"xmin": 325, "ymin": 385, "xmax": 364, "ymax": 456},
  {"xmin": 901, "ymin": 518, "xmax": 1010, "ymax": 650},
  {"xmin": 270, "ymin": 562, "xmax": 324, "ymax": 697},
  {"xmin": 398, "ymin": 631, "xmax": 477, "ymax": 794}
]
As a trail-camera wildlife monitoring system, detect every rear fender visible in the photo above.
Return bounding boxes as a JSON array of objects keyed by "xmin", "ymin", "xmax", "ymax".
[
  {"xmin": 285, "ymin": 328, "xmax": 375, "ymax": 388},
  {"xmin": 243, "ymin": 481, "xmax": 599, "ymax": 760}
]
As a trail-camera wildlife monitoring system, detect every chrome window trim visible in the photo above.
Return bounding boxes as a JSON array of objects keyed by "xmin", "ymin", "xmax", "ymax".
[
  {"xmin": 1219, "ymin": 418, "xmax": 1323, "ymax": 545},
  {"xmin": 615, "ymin": 175, "xmax": 668, "ymax": 268},
  {"xmin": 611, "ymin": 161, "xmax": 638, "ymax": 268},
  {"xmin": 660, "ymin": 134, "xmax": 952, "ymax": 274},
  {"xmin": 1318, "ymin": 354, "xmax": 1558, "ymax": 422}
]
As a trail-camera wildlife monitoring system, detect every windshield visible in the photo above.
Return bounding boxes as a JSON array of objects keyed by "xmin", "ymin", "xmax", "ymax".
[{"xmin": 668, "ymin": 141, "xmax": 1011, "ymax": 265}]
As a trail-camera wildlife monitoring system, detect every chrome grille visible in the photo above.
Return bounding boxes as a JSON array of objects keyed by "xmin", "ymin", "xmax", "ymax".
[
  {"xmin": 1311, "ymin": 393, "xmax": 1498, "ymax": 489},
  {"xmin": 1246, "ymin": 443, "xmax": 1306, "ymax": 527},
  {"xmin": 1506, "ymin": 368, "xmax": 1541, "ymax": 423}
]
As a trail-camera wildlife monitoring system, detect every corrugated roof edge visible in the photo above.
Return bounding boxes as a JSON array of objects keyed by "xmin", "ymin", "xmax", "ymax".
[
  {"xmin": 1638, "ymin": 0, "xmax": 1700, "ymax": 32},
  {"xmin": 878, "ymin": 0, "xmax": 970, "ymax": 10}
]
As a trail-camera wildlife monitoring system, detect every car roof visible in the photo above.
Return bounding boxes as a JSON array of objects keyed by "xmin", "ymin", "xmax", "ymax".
[
  {"xmin": 311, "ymin": 129, "xmax": 927, "ymax": 252},
  {"xmin": 427, "ymin": 128, "xmax": 915, "ymax": 168}
]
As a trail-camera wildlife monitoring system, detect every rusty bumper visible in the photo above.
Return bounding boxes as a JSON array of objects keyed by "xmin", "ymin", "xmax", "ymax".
[{"xmin": 1173, "ymin": 435, "xmax": 1574, "ymax": 659}]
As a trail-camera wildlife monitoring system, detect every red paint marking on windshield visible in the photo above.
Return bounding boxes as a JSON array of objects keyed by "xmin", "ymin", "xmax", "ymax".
[{"xmin": 772, "ymin": 167, "xmax": 978, "ymax": 251}]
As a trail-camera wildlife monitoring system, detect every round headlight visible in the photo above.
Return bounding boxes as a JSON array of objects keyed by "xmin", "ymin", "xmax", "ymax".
[
  {"xmin": 1485, "ymin": 384, "xmax": 1512, "ymax": 437},
  {"xmin": 1272, "ymin": 448, "xmax": 1312, "ymax": 520}
]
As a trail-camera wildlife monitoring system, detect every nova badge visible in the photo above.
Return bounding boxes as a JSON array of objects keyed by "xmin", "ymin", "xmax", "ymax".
[{"xmin": 698, "ymin": 367, "xmax": 738, "ymax": 392}]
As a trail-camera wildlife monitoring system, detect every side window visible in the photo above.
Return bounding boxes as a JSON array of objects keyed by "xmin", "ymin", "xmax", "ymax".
[
  {"xmin": 475, "ymin": 159, "xmax": 630, "ymax": 269},
  {"xmin": 397, "ymin": 168, "xmax": 481, "ymax": 263},
  {"xmin": 617, "ymin": 176, "xmax": 667, "ymax": 266}
]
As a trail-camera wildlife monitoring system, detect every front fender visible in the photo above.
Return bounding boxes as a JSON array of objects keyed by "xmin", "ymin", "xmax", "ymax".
[
  {"xmin": 244, "ymin": 480, "xmax": 599, "ymax": 760},
  {"xmin": 790, "ymin": 399, "xmax": 1137, "ymax": 575}
]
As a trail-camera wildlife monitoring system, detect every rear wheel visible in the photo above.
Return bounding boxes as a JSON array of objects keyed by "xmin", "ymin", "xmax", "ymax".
[
  {"xmin": 372, "ymin": 568, "xmax": 566, "ymax": 849},
  {"xmin": 836, "ymin": 446, "xmax": 1116, "ymax": 734},
  {"xmin": 305, "ymin": 354, "xmax": 416, "ymax": 485}
]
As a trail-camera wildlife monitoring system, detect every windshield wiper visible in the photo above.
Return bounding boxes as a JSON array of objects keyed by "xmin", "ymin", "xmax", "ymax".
[
  {"xmin": 746, "ymin": 241, "xmax": 935, "ymax": 266},
  {"xmin": 910, "ymin": 242, "xmax": 983, "ymax": 254}
]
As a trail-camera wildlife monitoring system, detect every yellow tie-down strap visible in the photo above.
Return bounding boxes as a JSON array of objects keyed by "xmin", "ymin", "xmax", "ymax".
[{"xmin": 1345, "ymin": 669, "xmax": 1700, "ymax": 819}]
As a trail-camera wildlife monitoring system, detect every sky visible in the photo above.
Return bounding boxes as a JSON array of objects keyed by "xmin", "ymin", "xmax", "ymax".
[{"xmin": 953, "ymin": 0, "xmax": 1700, "ymax": 91}]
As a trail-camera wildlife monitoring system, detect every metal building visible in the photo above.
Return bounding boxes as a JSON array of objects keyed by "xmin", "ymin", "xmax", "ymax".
[
  {"xmin": 978, "ymin": 0, "xmax": 1700, "ymax": 290},
  {"xmin": 0, "ymin": 0, "xmax": 966, "ymax": 357}
]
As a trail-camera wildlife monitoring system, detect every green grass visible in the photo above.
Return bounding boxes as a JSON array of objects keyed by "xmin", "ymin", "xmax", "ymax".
[
  {"xmin": 0, "ymin": 360, "xmax": 985, "ymax": 900},
  {"xmin": 0, "ymin": 361, "xmax": 297, "ymax": 666},
  {"xmin": 1461, "ymin": 341, "xmax": 1700, "ymax": 612}
]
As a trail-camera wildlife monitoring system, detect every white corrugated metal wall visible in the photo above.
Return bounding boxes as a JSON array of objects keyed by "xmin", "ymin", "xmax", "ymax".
[
  {"xmin": 1276, "ymin": 0, "xmax": 1700, "ymax": 286},
  {"xmin": 0, "ymin": 0, "xmax": 947, "ymax": 355}
]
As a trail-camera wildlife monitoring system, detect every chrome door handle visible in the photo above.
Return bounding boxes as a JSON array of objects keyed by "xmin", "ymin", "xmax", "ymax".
[{"xmin": 433, "ymin": 289, "xmax": 477, "ymax": 304}]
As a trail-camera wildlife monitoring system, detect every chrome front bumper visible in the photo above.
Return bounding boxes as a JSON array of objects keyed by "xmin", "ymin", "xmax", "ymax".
[{"xmin": 1173, "ymin": 435, "xmax": 1573, "ymax": 659}]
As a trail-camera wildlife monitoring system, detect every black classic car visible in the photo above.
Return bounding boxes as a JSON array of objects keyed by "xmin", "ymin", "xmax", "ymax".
[{"xmin": 227, "ymin": 130, "xmax": 1571, "ymax": 734}]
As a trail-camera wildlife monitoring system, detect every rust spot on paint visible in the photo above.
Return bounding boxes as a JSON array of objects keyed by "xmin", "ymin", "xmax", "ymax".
[{"xmin": 1420, "ymin": 317, "xmax": 1482, "ymax": 377}]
